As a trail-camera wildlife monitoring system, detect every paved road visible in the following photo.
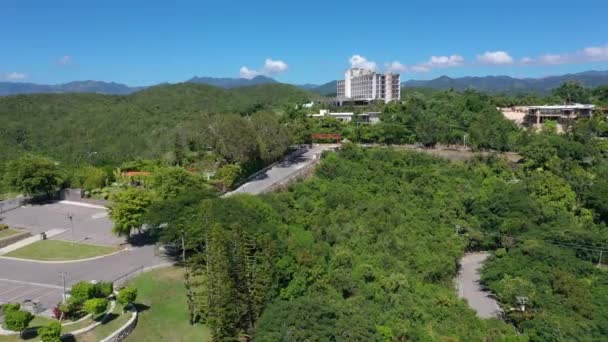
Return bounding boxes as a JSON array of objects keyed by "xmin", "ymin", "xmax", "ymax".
[
  {"xmin": 456, "ymin": 252, "xmax": 501, "ymax": 318},
  {"xmin": 0, "ymin": 245, "xmax": 164, "ymax": 310},
  {"xmin": 225, "ymin": 144, "xmax": 336, "ymax": 196}
]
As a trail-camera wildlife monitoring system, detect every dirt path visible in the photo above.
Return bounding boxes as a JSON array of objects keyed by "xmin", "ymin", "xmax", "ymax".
[{"xmin": 456, "ymin": 252, "xmax": 501, "ymax": 318}]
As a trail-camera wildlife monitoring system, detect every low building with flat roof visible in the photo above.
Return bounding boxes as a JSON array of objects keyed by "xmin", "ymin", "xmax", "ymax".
[
  {"xmin": 523, "ymin": 104, "xmax": 595, "ymax": 126},
  {"xmin": 308, "ymin": 109, "xmax": 380, "ymax": 124}
]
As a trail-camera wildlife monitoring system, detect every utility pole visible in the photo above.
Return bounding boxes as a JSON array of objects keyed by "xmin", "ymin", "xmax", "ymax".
[
  {"xmin": 181, "ymin": 231, "xmax": 187, "ymax": 272},
  {"xmin": 59, "ymin": 272, "xmax": 67, "ymax": 301},
  {"xmin": 598, "ymin": 250, "xmax": 604, "ymax": 268}
]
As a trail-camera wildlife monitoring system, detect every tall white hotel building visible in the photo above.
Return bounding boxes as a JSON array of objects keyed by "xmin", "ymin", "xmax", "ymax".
[{"xmin": 336, "ymin": 68, "xmax": 401, "ymax": 103}]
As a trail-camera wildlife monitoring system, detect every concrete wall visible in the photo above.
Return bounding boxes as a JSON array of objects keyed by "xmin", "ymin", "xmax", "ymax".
[{"xmin": 0, "ymin": 196, "xmax": 28, "ymax": 214}]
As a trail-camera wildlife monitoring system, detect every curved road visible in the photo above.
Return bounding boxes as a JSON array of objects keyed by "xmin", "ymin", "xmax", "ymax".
[{"xmin": 456, "ymin": 252, "xmax": 501, "ymax": 318}]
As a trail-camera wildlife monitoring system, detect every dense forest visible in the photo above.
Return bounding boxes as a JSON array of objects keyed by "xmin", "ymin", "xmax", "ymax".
[
  {"xmin": 0, "ymin": 83, "xmax": 313, "ymax": 165},
  {"xmin": 147, "ymin": 124, "xmax": 608, "ymax": 340}
]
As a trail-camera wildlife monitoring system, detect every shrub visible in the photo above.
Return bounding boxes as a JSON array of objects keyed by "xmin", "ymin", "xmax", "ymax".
[
  {"xmin": 38, "ymin": 321, "xmax": 62, "ymax": 342},
  {"xmin": 117, "ymin": 287, "xmax": 138, "ymax": 308},
  {"xmin": 0, "ymin": 223, "xmax": 8, "ymax": 231},
  {"xmin": 94, "ymin": 282, "xmax": 114, "ymax": 298},
  {"xmin": 70, "ymin": 281, "xmax": 96, "ymax": 304},
  {"xmin": 2, "ymin": 303, "xmax": 20, "ymax": 314},
  {"xmin": 83, "ymin": 298, "xmax": 109, "ymax": 316},
  {"xmin": 59, "ymin": 297, "xmax": 82, "ymax": 319},
  {"xmin": 4, "ymin": 309, "xmax": 33, "ymax": 334}
]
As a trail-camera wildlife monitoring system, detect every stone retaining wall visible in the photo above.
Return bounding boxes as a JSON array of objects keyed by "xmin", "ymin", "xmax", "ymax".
[
  {"xmin": 0, "ymin": 231, "xmax": 32, "ymax": 249},
  {"xmin": 100, "ymin": 307, "xmax": 138, "ymax": 342}
]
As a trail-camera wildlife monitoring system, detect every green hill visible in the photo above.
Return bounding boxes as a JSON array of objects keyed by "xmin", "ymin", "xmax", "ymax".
[{"xmin": 0, "ymin": 83, "xmax": 314, "ymax": 164}]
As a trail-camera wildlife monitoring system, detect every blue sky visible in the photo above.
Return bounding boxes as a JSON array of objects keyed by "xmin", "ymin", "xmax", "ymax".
[{"xmin": 2, "ymin": 0, "xmax": 608, "ymax": 86}]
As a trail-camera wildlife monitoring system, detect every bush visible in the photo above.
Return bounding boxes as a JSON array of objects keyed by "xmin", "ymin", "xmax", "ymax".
[
  {"xmin": 0, "ymin": 223, "xmax": 8, "ymax": 231},
  {"xmin": 83, "ymin": 298, "xmax": 109, "ymax": 316},
  {"xmin": 38, "ymin": 321, "xmax": 62, "ymax": 342},
  {"xmin": 70, "ymin": 281, "xmax": 96, "ymax": 304},
  {"xmin": 2, "ymin": 303, "xmax": 20, "ymax": 314},
  {"xmin": 4, "ymin": 309, "xmax": 33, "ymax": 333},
  {"xmin": 94, "ymin": 282, "xmax": 114, "ymax": 298},
  {"xmin": 117, "ymin": 287, "xmax": 137, "ymax": 308},
  {"xmin": 59, "ymin": 297, "xmax": 82, "ymax": 319}
]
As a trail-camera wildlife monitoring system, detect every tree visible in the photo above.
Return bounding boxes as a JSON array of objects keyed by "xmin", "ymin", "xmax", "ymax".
[
  {"xmin": 146, "ymin": 167, "xmax": 209, "ymax": 199},
  {"xmin": 4, "ymin": 309, "xmax": 34, "ymax": 337},
  {"xmin": 72, "ymin": 166, "xmax": 107, "ymax": 191},
  {"xmin": 552, "ymin": 81, "xmax": 590, "ymax": 104},
  {"xmin": 83, "ymin": 298, "xmax": 109, "ymax": 316},
  {"xmin": 109, "ymin": 188, "xmax": 157, "ymax": 237},
  {"xmin": 206, "ymin": 114, "xmax": 259, "ymax": 164},
  {"xmin": 251, "ymin": 112, "xmax": 291, "ymax": 163},
  {"xmin": 117, "ymin": 287, "xmax": 138, "ymax": 309},
  {"xmin": 2, "ymin": 155, "xmax": 63, "ymax": 196},
  {"xmin": 213, "ymin": 164, "xmax": 243, "ymax": 191},
  {"xmin": 38, "ymin": 321, "xmax": 62, "ymax": 342}
]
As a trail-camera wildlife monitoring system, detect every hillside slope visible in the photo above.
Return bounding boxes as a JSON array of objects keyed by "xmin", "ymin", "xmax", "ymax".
[{"xmin": 0, "ymin": 83, "xmax": 314, "ymax": 164}]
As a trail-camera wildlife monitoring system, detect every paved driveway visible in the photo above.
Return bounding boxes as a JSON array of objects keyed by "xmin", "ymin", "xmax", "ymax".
[
  {"xmin": 456, "ymin": 252, "xmax": 501, "ymax": 318},
  {"xmin": 226, "ymin": 144, "xmax": 336, "ymax": 196},
  {"xmin": 1, "ymin": 201, "xmax": 123, "ymax": 246}
]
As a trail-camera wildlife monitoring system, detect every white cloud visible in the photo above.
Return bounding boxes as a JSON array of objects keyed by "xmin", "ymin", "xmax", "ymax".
[
  {"xmin": 5, "ymin": 72, "xmax": 28, "ymax": 80},
  {"xmin": 539, "ymin": 54, "xmax": 567, "ymax": 65},
  {"xmin": 520, "ymin": 57, "xmax": 534, "ymax": 64},
  {"xmin": 582, "ymin": 44, "xmax": 608, "ymax": 61},
  {"xmin": 239, "ymin": 66, "xmax": 259, "ymax": 79},
  {"xmin": 385, "ymin": 61, "xmax": 407, "ymax": 73},
  {"xmin": 410, "ymin": 65, "xmax": 431, "ymax": 73},
  {"xmin": 408, "ymin": 55, "xmax": 464, "ymax": 72},
  {"xmin": 57, "ymin": 55, "xmax": 72, "ymax": 65},
  {"xmin": 477, "ymin": 51, "xmax": 514, "ymax": 65},
  {"xmin": 262, "ymin": 58, "xmax": 288, "ymax": 74},
  {"xmin": 239, "ymin": 58, "xmax": 289, "ymax": 79},
  {"xmin": 349, "ymin": 54, "xmax": 377, "ymax": 71}
]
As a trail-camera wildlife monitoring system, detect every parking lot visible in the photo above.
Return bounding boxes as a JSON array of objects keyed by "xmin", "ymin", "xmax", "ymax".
[
  {"xmin": 0, "ymin": 278, "xmax": 64, "ymax": 313},
  {"xmin": 0, "ymin": 201, "xmax": 123, "ymax": 246}
]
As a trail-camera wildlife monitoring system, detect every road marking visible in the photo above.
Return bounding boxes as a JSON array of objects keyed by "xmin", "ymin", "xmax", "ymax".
[
  {"xmin": 0, "ymin": 278, "xmax": 64, "ymax": 290},
  {"xmin": 92, "ymin": 212, "xmax": 108, "ymax": 219},
  {"xmin": 59, "ymin": 201, "xmax": 107, "ymax": 210}
]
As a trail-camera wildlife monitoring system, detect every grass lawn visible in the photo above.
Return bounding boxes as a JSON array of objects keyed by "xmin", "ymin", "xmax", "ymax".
[
  {"xmin": 4, "ymin": 240, "xmax": 118, "ymax": 261},
  {"xmin": 125, "ymin": 267, "xmax": 211, "ymax": 342},
  {"xmin": 0, "ymin": 228, "xmax": 21, "ymax": 239}
]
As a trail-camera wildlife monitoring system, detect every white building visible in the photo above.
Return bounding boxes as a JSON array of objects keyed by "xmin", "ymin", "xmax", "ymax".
[
  {"xmin": 309, "ymin": 109, "xmax": 380, "ymax": 124},
  {"xmin": 337, "ymin": 68, "xmax": 400, "ymax": 103}
]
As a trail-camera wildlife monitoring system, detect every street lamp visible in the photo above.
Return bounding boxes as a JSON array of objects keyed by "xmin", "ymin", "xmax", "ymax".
[{"xmin": 67, "ymin": 213, "xmax": 75, "ymax": 242}]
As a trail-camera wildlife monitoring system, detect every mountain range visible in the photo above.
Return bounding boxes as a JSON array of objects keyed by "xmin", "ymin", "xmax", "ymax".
[
  {"xmin": 1, "ymin": 70, "xmax": 607, "ymax": 97},
  {"xmin": 403, "ymin": 70, "xmax": 608, "ymax": 93}
]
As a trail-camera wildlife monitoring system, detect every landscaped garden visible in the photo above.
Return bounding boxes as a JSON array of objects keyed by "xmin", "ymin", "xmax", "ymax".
[
  {"xmin": 4, "ymin": 240, "xmax": 118, "ymax": 261},
  {"xmin": 0, "ymin": 282, "xmax": 137, "ymax": 342}
]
